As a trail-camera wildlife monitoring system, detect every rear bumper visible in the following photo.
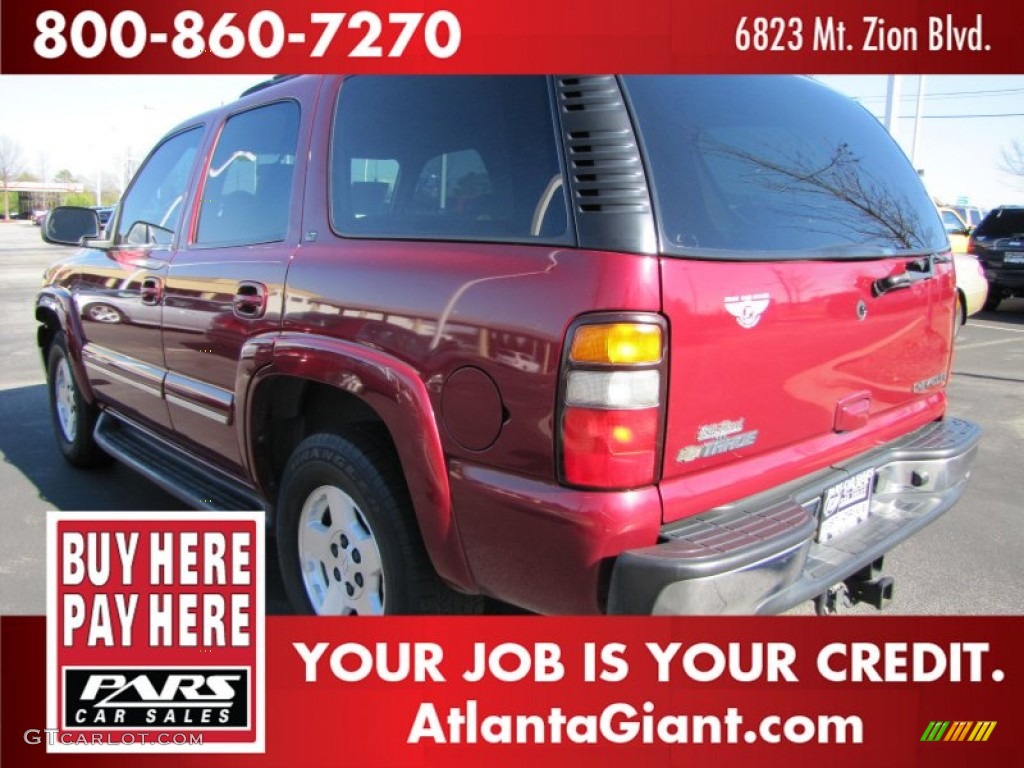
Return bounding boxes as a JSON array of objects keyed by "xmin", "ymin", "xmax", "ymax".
[
  {"xmin": 607, "ymin": 417, "xmax": 981, "ymax": 615},
  {"xmin": 982, "ymin": 265, "xmax": 1024, "ymax": 291}
]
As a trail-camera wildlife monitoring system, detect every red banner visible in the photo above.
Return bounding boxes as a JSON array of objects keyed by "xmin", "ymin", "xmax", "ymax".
[
  {"xmin": 1, "ymin": 0, "xmax": 1022, "ymax": 74},
  {"xmin": 3, "ymin": 615, "xmax": 1022, "ymax": 766}
]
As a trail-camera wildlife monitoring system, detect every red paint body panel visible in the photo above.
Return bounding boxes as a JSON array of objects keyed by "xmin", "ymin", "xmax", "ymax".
[
  {"xmin": 280, "ymin": 239, "xmax": 662, "ymax": 482},
  {"xmin": 658, "ymin": 391, "xmax": 947, "ymax": 526},
  {"xmin": 41, "ymin": 247, "xmax": 175, "ymax": 432},
  {"xmin": 657, "ymin": 255, "xmax": 955, "ymax": 520},
  {"xmin": 449, "ymin": 461, "xmax": 663, "ymax": 614}
]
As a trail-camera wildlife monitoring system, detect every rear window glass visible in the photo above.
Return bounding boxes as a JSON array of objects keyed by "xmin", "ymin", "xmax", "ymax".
[
  {"xmin": 330, "ymin": 76, "xmax": 569, "ymax": 244},
  {"xmin": 623, "ymin": 76, "xmax": 947, "ymax": 257},
  {"xmin": 974, "ymin": 208, "xmax": 1024, "ymax": 239}
]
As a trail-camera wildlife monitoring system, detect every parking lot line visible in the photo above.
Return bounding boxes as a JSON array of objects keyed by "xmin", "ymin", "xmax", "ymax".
[
  {"xmin": 966, "ymin": 322, "xmax": 1024, "ymax": 334},
  {"xmin": 956, "ymin": 338, "xmax": 1023, "ymax": 351}
]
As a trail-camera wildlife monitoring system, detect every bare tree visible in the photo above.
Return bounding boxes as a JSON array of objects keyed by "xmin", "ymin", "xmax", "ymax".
[
  {"xmin": 697, "ymin": 135, "xmax": 925, "ymax": 251},
  {"xmin": 0, "ymin": 135, "xmax": 26, "ymax": 221},
  {"xmin": 999, "ymin": 139, "xmax": 1024, "ymax": 181}
]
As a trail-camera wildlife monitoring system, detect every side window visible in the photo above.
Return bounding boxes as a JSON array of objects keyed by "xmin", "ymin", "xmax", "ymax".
[
  {"xmin": 196, "ymin": 100, "xmax": 300, "ymax": 247},
  {"xmin": 331, "ymin": 76, "xmax": 569, "ymax": 243},
  {"xmin": 942, "ymin": 210, "xmax": 965, "ymax": 233},
  {"xmin": 117, "ymin": 127, "xmax": 202, "ymax": 246}
]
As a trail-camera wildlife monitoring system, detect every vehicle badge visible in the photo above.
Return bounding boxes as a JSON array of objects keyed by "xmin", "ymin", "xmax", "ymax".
[
  {"xmin": 676, "ymin": 427, "xmax": 760, "ymax": 464},
  {"xmin": 724, "ymin": 293, "xmax": 770, "ymax": 329}
]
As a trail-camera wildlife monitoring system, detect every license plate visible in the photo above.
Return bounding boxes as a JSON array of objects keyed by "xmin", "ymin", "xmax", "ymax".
[
  {"xmin": 817, "ymin": 468, "xmax": 874, "ymax": 543},
  {"xmin": 1004, "ymin": 252, "xmax": 1024, "ymax": 265}
]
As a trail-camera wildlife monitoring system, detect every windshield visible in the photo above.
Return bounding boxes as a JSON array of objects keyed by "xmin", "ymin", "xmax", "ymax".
[{"xmin": 623, "ymin": 76, "xmax": 947, "ymax": 258}]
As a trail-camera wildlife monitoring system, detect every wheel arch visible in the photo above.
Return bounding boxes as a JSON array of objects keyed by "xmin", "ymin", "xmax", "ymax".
[
  {"xmin": 36, "ymin": 288, "xmax": 97, "ymax": 403},
  {"xmin": 239, "ymin": 332, "xmax": 476, "ymax": 593}
]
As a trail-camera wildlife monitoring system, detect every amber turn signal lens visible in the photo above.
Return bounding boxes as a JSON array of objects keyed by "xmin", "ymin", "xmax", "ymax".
[{"xmin": 569, "ymin": 323, "xmax": 662, "ymax": 365}]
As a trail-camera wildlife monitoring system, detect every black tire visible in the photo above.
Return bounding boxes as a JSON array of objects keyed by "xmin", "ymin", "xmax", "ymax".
[
  {"xmin": 276, "ymin": 430, "xmax": 481, "ymax": 616},
  {"xmin": 46, "ymin": 332, "xmax": 109, "ymax": 467},
  {"xmin": 982, "ymin": 291, "xmax": 1002, "ymax": 312}
]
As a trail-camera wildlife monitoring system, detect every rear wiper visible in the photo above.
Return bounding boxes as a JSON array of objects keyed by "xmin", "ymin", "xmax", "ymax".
[
  {"xmin": 811, "ymin": 245, "xmax": 898, "ymax": 260},
  {"xmin": 805, "ymin": 243, "xmax": 938, "ymax": 262}
]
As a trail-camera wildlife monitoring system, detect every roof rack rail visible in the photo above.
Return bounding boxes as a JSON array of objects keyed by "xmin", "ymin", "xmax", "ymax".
[{"xmin": 240, "ymin": 75, "xmax": 299, "ymax": 98}]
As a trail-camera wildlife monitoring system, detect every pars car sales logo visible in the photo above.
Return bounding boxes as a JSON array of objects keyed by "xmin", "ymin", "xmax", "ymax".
[{"xmin": 46, "ymin": 512, "xmax": 265, "ymax": 753}]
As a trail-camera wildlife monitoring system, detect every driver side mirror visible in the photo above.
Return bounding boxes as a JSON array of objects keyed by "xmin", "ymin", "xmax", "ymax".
[{"xmin": 42, "ymin": 206, "xmax": 100, "ymax": 246}]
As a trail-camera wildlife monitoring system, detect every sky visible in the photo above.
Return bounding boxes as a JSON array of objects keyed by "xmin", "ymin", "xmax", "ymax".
[
  {"xmin": 815, "ymin": 75, "xmax": 1024, "ymax": 209},
  {"xmin": 1, "ymin": 74, "xmax": 1022, "ymax": 209}
]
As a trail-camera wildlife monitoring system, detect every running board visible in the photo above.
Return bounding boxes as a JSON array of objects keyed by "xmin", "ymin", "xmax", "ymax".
[{"xmin": 94, "ymin": 412, "xmax": 266, "ymax": 513}]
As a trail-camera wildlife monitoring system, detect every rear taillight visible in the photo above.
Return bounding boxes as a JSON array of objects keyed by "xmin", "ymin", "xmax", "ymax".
[
  {"xmin": 967, "ymin": 239, "xmax": 977, "ymax": 255},
  {"xmin": 559, "ymin": 319, "xmax": 665, "ymax": 489}
]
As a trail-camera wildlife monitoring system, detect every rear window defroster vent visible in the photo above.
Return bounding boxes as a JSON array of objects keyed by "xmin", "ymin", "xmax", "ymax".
[
  {"xmin": 556, "ymin": 77, "xmax": 651, "ymax": 217},
  {"xmin": 554, "ymin": 75, "xmax": 657, "ymax": 254},
  {"xmin": 567, "ymin": 129, "xmax": 649, "ymax": 214},
  {"xmin": 559, "ymin": 76, "xmax": 622, "ymax": 112}
]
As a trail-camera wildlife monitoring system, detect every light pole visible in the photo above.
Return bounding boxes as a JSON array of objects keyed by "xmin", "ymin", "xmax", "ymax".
[
  {"xmin": 883, "ymin": 75, "xmax": 901, "ymax": 139},
  {"xmin": 910, "ymin": 76, "xmax": 926, "ymax": 169}
]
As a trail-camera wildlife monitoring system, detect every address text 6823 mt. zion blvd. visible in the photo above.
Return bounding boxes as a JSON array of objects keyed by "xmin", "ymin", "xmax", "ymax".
[{"xmin": 734, "ymin": 14, "xmax": 988, "ymax": 53}]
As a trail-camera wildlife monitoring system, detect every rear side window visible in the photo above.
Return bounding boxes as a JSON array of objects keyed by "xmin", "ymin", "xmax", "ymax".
[
  {"xmin": 623, "ymin": 76, "xmax": 948, "ymax": 257},
  {"xmin": 956, "ymin": 207, "xmax": 983, "ymax": 228},
  {"xmin": 196, "ymin": 100, "xmax": 300, "ymax": 247},
  {"xmin": 974, "ymin": 208, "xmax": 1024, "ymax": 239},
  {"xmin": 331, "ymin": 76, "xmax": 569, "ymax": 244}
]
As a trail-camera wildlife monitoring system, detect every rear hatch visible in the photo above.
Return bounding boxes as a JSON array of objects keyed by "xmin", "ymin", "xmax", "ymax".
[
  {"xmin": 622, "ymin": 77, "xmax": 955, "ymax": 517},
  {"xmin": 971, "ymin": 207, "xmax": 1024, "ymax": 269}
]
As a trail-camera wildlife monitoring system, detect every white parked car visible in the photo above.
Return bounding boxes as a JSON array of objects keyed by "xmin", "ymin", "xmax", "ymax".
[
  {"xmin": 938, "ymin": 206, "xmax": 988, "ymax": 333},
  {"xmin": 953, "ymin": 251, "xmax": 988, "ymax": 333}
]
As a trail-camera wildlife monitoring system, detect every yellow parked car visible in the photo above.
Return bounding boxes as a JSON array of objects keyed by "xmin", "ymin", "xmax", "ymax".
[
  {"xmin": 939, "ymin": 206, "xmax": 971, "ymax": 254},
  {"xmin": 939, "ymin": 207, "xmax": 988, "ymax": 331}
]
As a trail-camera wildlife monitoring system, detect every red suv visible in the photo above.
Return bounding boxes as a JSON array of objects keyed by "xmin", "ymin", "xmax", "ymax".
[{"xmin": 38, "ymin": 75, "xmax": 979, "ymax": 616}]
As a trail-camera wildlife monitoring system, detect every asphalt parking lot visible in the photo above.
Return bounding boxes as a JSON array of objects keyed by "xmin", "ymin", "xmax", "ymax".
[{"xmin": 1, "ymin": 221, "xmax": 1021, "ymax": 616}]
